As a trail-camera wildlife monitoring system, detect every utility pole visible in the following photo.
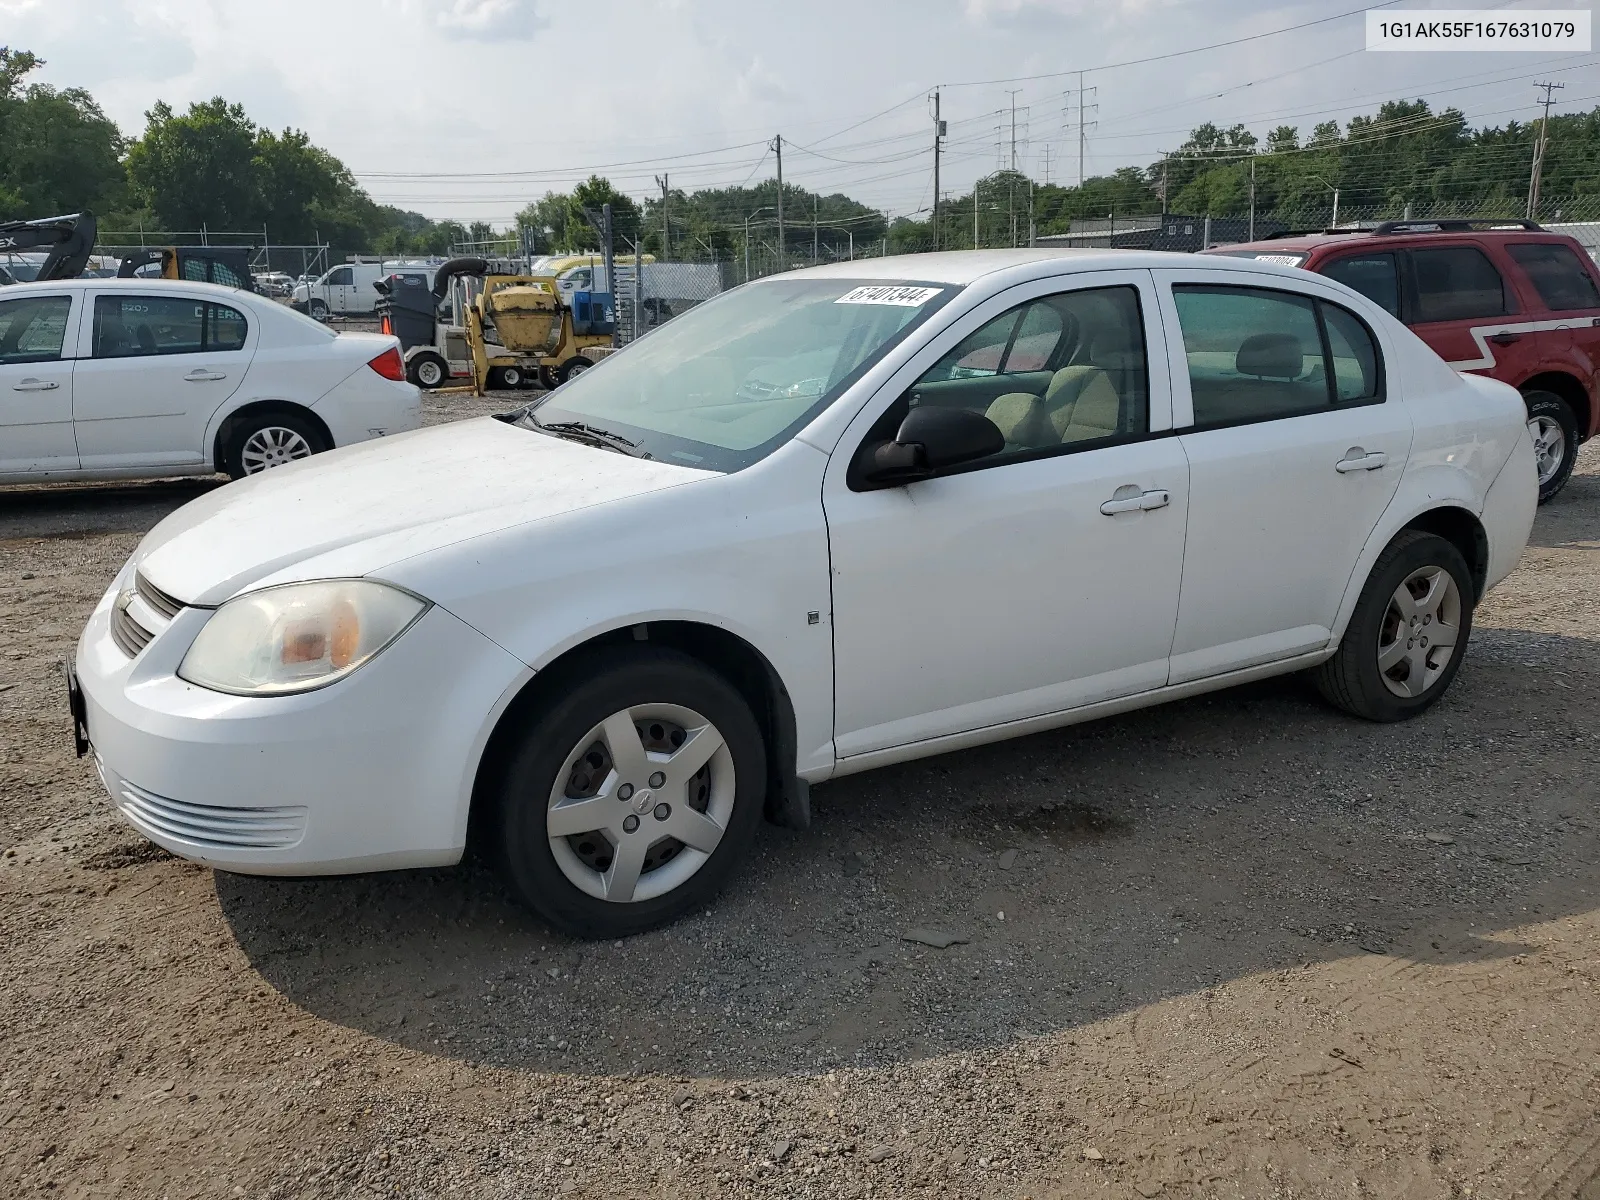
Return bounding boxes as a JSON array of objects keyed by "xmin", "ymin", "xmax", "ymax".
[
  {"xmin": 655, "ymin": 173, "xmax": 669, "ymax": 258},
  {"xmin": 1006, "ymin": 89, "xmax": 1022, "ymax": 171},
  {"xmin": 1248, "ymin": 156, "xmax": 1256, "ymax": 241},
  {"xmin": 1527, "ymin": 80, "xmax": 1565, "ymax": 219},
  {"xmin": 973, "ymin": 178, "xmax": 981, "ymax": 249},
  {"xmin": 812, "ymin": 194, "xmax": 818, "ymax": 264},
  {"xmin": 932, "ymin": 92, "xmax": 942, "ymax": 251},
  {"xmin": 773, "ymin": 135, "xmax": 784, "ymax": 269}
]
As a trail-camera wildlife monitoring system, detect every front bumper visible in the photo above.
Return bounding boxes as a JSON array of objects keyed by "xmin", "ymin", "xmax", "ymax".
[{"xmin": 75, "ymin": 568, "xmax": 530, "ymax": 875}]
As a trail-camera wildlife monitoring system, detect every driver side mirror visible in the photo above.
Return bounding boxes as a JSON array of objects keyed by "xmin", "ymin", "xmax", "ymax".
[{"xmin": 857, "ymin": 405, "xmax": 1004, "ymax": 485}]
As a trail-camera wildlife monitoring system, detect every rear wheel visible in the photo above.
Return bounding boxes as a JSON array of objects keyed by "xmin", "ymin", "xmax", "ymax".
[
  {"xmin": 499, "ymin": 365, "xmax": 525, "ymax": 389},
  {"xmin": 495, "ymin": 647, "xmax": 766, "ymax": 938},
  {"xmin": 1523, "ymin": 390, "xmax": 1579, "ymax": 503},
  {"xmin": 1313, "ymin": 530, "xmax": 1473, "ymax": 722},
  {"xmin": 223, "ymin": 411, "xmax": 328, "ymax": 479},
  {"xmin": 408, "ymin": 352, "xmax": 447, "ymax": 389}
]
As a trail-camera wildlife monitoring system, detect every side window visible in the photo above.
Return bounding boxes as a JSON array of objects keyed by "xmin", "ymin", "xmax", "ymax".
[
  {"xmin": 908, "ymin": 285, "xmax": 1149, "ymax": 458},
  {"xmin": 1506, "ymin": 242, "xmax": 1600, "ymax": 311},
  {"xmin": 1410, "ymin": 246, "xmax": 1511, "ymax": 322},
  {"xmin": 1322, "ymin": 303, "xmax": 1382, "ymax": 403},
  {"xmin": 207, "ymin": 303, "xmax": 248, "ymax": 351},
  {"xmin": 1321, "ymin": 253, "xmax": 1399, "ymax": 317},
  {"xmin": 1174, "ymin": 286, "xmax": 1329, "ymax": 426},
  {"xmin": 181, "ymin": 258, "xmax": 209, "ymax": 282},
  {"xmin": 327, "ymin": 267, "xmax": 353, "ymax": 286},
  {"xmin": 93, "ymin": 295, "xmax": 205, "ymax": 358},
  {"xmin": 211, "ymin": 261, "xmax": 245, "ymax": 289},
  {"xmin": 0, "ymin": 295, "xmax": 72, "ymax": 365}
]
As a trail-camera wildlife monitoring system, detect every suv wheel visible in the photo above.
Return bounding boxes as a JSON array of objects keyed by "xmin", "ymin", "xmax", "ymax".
[
  {"xmin": 1523, "ymin": 390, "xmax": 1579, "ymax": 503},
  {"xmin": 494, "ymin": 647, "xmax": 767, "ymax": 938},
  {"xmin": 1313, "ymin": 530, "xmax": 1474, "ymax": 722}
]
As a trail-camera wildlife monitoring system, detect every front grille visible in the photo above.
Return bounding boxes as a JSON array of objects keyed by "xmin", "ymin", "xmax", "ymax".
[
  {"xmin": 135, "ymin": 573, "xmax": 186, "ymax": 620},
  {"xmin": 109, "ymin": 601, "xmax": 154, "ymax": 658},
  {"xmin": 113, "ymin": 779, "xmax": 307, "ymax": 850}
]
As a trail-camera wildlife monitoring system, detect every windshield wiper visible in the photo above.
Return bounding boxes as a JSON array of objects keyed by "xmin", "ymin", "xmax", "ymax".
[{"xmin": 522, "ymin": 413, "xmax": 650, "ymax": 457}]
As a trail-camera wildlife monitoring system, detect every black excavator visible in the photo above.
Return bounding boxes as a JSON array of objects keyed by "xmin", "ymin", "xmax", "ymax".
[
  {"xmin": 0, "ymin": 211, "xmax": 255, "ymax": 290},
  {"xmin": 0, "ymin": 211, "xmax": 99, "ymax": 282}
]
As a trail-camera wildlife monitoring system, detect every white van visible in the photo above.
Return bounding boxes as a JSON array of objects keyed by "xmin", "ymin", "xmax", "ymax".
[{"xmin": 292, "ymin": 261, "xmax": 437, "ymax": 321}]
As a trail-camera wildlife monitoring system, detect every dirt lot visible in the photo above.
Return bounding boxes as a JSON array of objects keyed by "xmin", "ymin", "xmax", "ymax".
[{"xmin": 2, "ymin": 398, "xmax": 1598, "ymax": 1200}]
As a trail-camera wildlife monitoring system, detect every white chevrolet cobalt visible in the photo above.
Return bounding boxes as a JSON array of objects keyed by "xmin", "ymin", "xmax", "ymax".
[
  {"xmin": 72, "ymin": 250, "xmax": 1537, "ymax": 937},
  {"xmin": 1, "ymin": 278, "xmax": 419, "ymax": 482}
]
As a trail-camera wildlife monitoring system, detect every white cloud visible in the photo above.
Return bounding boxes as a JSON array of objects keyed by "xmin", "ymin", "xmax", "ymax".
[{"xmin": 421, "ymin": 0, "xmax": 545, "ymax": 40}]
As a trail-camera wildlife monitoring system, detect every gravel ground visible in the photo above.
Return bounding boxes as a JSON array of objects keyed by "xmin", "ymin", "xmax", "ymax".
[{"xmin": 1, "ymin": 399, "xmax": 1597, "ymax": 1199}]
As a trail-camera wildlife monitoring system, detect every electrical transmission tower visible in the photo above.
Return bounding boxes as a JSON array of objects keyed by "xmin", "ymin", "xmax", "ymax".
[{"xmin": 1062, "ymin": 73, "xmax": 1098, "ymax": 188}]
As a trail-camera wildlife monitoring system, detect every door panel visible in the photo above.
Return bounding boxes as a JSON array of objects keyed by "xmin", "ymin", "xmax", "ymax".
[
  {"xmin": 71, "ymin": 292, "xmax": 250, "ymax": 469},
  {"xmin": 0, "ymin": 292, "xmax": 79, "ymax": 475},
  {"xmin": 823, "ymin": 270, "xmax": 1188, "ymax": 758},
  {"xmin": 1157, "ymin": 272, "xmax": 1414, "ymax": 684}
]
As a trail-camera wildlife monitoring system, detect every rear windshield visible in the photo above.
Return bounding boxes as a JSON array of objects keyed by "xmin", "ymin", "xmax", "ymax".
[
  {"xmin": 1209, "ymin": 250, "xmax": 1309, "ymax": 268},
  {"xmin": 1506, "ymin": 242, "xmax": 1600, "ymax": 311}
]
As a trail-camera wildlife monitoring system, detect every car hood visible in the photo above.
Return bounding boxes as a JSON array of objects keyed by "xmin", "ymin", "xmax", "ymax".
[{"xmin": 136, "ymin": 417, "xmax": 714, "ymax": 606}]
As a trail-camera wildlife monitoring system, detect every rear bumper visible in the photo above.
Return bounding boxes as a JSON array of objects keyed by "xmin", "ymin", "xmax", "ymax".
[{"xmin": 1482, "ymin": 424, "xmax": 1538, "ymax": 594}]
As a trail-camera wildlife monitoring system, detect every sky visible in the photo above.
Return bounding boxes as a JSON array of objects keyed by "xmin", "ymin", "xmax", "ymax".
[{"xmin": 3, "ymin": 0, "xmax": 1597, "ymax": 226}]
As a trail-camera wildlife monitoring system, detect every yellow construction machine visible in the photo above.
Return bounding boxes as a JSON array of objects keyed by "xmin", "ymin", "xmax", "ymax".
[{"xmin": 418, "ymin": 258, "xmax": 615, "ymax": 394}]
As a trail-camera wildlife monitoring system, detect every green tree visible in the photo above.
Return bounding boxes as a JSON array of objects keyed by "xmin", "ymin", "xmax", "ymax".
[
  {"xmin": 0, "ymin": 46, "xmax": 125, "ymax": 220},
  {"xmin": 125, "ymin": 98, "xmax": 261, "ymax": 230}
]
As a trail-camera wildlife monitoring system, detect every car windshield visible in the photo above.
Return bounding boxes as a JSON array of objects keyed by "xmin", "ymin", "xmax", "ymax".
[{"xmin": 518, "ymin": 278, "xmax": 954, "ymax": 471}]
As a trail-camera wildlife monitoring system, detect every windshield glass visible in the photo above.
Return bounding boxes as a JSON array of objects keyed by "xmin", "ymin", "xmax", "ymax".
[{"xmin": 521, "ymin": 278, "xmax": 953, "ymax": 471}]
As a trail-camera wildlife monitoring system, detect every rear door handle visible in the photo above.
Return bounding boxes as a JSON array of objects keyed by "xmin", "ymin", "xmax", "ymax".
[
  {"xmin": 1101, "ymin": 487, "xmax": 1171, "ymax": 515},
  {"xmin": 11, "ymin": 378, "xmax": 60, "ymax": 392},
  {"xmin": 183, "ymin": 369, "xmax": 227, "ymax": 382},
  {"xmin": 1488, "ymin": 332, "xmax": 1521, "ymax": 346},
  {"xmin": 1336, "ymin": 449, "xmax": 1388, "ymax": 473}
]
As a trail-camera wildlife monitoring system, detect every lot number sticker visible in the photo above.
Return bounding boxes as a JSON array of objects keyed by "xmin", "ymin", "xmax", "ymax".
[{"xmin": 835, "ymin": 285, "xmax": 944, "ymax": 306}]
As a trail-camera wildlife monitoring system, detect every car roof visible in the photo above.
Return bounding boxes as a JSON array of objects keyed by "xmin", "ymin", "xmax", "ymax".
[
  {"xmin": 777, "ymin": 247, "xmax": 1289, "ymax": 286},
  {"xmin": 1214, "ymin": 228, "xmax": 1579, "ymax": 256},
  {"xmin": 2, "ymin": 277, "xmax": 258, "ymax": 299}
]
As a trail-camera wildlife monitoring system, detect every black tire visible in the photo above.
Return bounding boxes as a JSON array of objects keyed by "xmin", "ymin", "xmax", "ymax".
[
  {"xmin": 308, "ymin": 299, "xmax": 329, "ymax": 323},
  {"xmin": 407, "ymin": 352, "xmax": 447, "ymax": 389},
  {"xmin": 495, "ymin": 646, "xmax": 767, "ymax": 938},
  {"xmin": 1313, "ymin": 530, "xmax": 1474, "ymax": 722},
  {"xmin": 221, "ymin": 410, "xmax": 329, "ymax": 480},
  {"xmin": 558, "ymin": 357, "xmax": 592, "ymax": 384},
  {"xmin": 538, "ymin": 366, "xmax": 559, "ymax": 391},
  {"xmin": 1523, "ymin": 390, "xmax": 1579, "ymax": 504},
  {"xmin": 500, "ymin": 365, "xmax": 525, "ymax": 389}
]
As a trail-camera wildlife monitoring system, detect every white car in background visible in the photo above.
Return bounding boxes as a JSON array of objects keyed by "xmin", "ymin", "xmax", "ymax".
[
  {"xmin": 73, "ymin": 250, "xmax": 1536, "ymax": 939},
  {"xmin": 0, "ymin": 278, "xmax": 419, "ymax": 483}
]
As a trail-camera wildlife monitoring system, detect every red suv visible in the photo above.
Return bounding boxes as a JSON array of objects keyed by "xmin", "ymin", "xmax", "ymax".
[{"xmin": 1207, "ymin": 220, "xmax": 1600, "ymax": 502}]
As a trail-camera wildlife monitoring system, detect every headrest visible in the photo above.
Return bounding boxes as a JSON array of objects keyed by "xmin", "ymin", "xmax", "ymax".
[{"xmin": 1236, "ymin": 332, "xmax": 1303, "ymax": 379}]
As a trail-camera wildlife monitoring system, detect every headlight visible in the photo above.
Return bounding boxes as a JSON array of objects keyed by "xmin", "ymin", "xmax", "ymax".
[{"xmin": 178, "ymin": 580, "xmax": 428, "ymax": 696}]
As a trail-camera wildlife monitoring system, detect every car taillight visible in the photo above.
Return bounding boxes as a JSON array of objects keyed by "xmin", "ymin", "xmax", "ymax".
[{"xmin": 367, "ymin": 346, "xmax": 405, "ymax": 381}]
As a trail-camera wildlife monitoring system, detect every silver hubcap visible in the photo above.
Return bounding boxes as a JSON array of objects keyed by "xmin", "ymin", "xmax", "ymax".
[
  {"xmin": 1377, "ymin": 565, "xmax": 1462, "ymax": 698},
  {"xmin": 417, "ymin": 360, "xmax": 443, "ymax": 387},
  {"xmin": 1528, "ymin": 416, "xmax": 1566, "ymax": 486},
  {"xmin": 239, "ymin": 426, "xmax": 314, "ymax": 473},
  {"xmin": 503, "ymin": 368, "xmax": 521, "ymax": 387},
  {"xmin": 546, "ymin": 703, "xmax": 735, "ymax": 903}
]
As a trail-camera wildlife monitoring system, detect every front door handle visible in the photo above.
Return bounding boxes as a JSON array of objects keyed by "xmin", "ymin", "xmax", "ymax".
[
  {"xmin": 11, "ymin": 378, "xmax": 60, "ymax": 392},
  {"xmin": 1101, "ymin": 487, "xmax": 1171, "ymax": 515},
  {"xmin": 183, "ymin": 369, "xmax": 227, "ymax": 382},
  {"xmin": 1336, "ymin": 449, "xmax": 1388, "ymax": 473}
]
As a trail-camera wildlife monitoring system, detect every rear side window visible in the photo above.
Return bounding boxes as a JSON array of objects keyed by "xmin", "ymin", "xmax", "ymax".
[
  {"xmin": 0, "ymin": 295, "xmax": 71, "ymax": 364},
  {"xmin": 1410, "ymin": 246, "xmax": 1511, "ymax": 322},
  {"xmin": 1321, "ymin": 253, "xmax": 1399, "ymax": 317},
  {"xmin": 1506, "ymin": 242, "xmax": 1600, "ymax": 311},
  {"xmin": 1173, "ymin": 285, "xmax": 1383, "ymax": 427},
  {"xmin": 93, "ymin": 295, "xmax": 248, "ymax": 357}
]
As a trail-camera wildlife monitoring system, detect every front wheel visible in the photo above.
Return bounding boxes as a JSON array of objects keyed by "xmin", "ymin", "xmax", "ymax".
[
  {"xmin": 1313, "ymin": 530, "xmax": 1474, "ymax": 722},
  {"xmin": 308, "ymin": 299, "xmax": 329, "ymax": 323},
  {"xmin": 1524, "ymin": 390, "xmax": 1579, "ymax": 504},
  {"xmin": 495, "ymin": 647, "xmax": 767, "ymax": 938}
]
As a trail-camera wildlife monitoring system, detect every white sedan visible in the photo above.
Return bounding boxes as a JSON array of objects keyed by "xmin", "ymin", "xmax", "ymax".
[
  {"xmin": 0, "ymin": 277, "xmax": 419, "ymax": 483},
  {"xmin": 72, "ymin": 250, "xmax": 1537, "ymax": 938}
]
